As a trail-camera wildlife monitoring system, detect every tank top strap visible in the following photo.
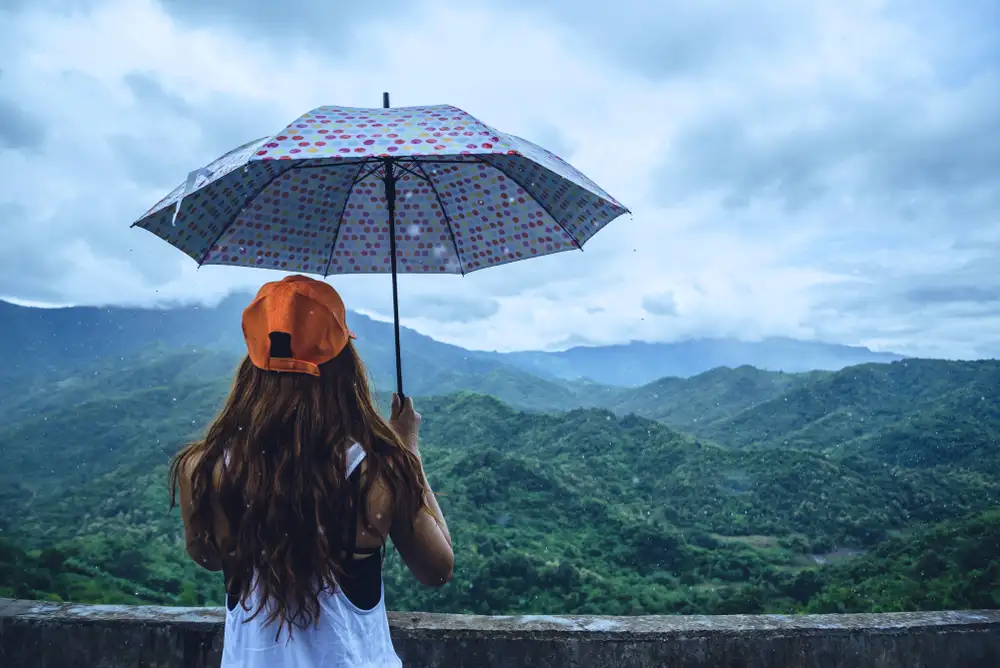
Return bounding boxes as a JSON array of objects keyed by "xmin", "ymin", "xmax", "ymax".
[{"xmin": 345, "ymin": 442, "xmax": 366, "ymax": 479}]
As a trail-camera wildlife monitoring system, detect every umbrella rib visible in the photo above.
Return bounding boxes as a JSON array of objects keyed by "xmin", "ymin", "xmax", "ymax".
[
  {"xmin": 395, "ymin": 162, "xmax": 431, "ymax": 183},
  {"xmin": 196, "ymin": 162, "xmax": 296, "ymax": 267},
  {"xmin": 415, "ymin": 162, "xmax": 465, "ymax": 276},
  {"xmin": 472, "ymin": 156, "xmax": 584, "ymax": 252},
  {"xmin": 323, "ymin": 160, "xmax": 372, "ymax": 278}
]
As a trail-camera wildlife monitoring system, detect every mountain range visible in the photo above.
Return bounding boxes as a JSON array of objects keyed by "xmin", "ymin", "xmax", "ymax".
[
  {"xmin": 2, "ymin": 297, "xmax": 998, "ymax": 616},
  {"xmin": 0, "ymin": 296, "xmax": 902, "ymax": 394},
  {"xmin": 2, "ymin": 343, "xmax": 998, "ymax": 615},
  {"xmin": 491, "ymin": 338, "xmax": 903, "ymax": 385}
]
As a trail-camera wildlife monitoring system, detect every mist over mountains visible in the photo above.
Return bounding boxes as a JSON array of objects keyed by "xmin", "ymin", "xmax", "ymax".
[
  {"xmin": 0, "ymin": 296, "xmax": 902, "ymax": 390},
  {"xmin": 495, "ymin": 338, "xmax": 903, "ymax": 385}
]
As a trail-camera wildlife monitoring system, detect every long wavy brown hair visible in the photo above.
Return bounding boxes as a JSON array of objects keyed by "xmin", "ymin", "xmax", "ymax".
[{"xmin": 168, "ymin": 342, "xmax": 426, "ymax": 638}]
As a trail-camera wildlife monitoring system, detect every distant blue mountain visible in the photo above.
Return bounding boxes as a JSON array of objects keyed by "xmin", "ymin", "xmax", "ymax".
[{"xmin": 485, "ymin": 338, "xmax": 904, "ymax": 387}]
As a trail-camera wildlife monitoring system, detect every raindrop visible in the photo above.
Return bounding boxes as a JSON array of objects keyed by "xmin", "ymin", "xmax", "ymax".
[{"xmin": 408, "ymin": 224, "xmax": 421, "ymax": 236}]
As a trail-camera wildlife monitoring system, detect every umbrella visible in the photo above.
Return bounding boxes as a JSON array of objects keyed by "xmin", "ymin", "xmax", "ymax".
[{"xmin": 133, "ymin": 93, "xmax": 628, "ymax": 397}]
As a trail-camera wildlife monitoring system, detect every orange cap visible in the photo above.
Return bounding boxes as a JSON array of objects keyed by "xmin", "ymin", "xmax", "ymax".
[{"xmin": 241, "ymin": 275, "xmax": 356, "ymax": 376}]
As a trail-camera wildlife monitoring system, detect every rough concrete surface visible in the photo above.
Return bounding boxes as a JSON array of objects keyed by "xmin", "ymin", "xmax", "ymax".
[{"xmin": 2, "ymin": 598, "xmax": 999, "ymax": 667}]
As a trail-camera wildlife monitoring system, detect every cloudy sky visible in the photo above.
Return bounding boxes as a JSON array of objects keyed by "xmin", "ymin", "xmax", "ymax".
[{"xmin": 1, "ymin": 0, "xmax": 997, "ymax": 358}]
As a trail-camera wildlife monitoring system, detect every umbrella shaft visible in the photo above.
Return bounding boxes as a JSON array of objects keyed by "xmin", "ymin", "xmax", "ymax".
[{"xmin": 382, "ymin": 157, "xmax": 405, "ymax": 399}]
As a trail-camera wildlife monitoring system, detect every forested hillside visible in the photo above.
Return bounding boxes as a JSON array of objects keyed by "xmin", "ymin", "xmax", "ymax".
[{"xmin": 2, "ymin": 348, "xmax": 998, "ymax": 615}]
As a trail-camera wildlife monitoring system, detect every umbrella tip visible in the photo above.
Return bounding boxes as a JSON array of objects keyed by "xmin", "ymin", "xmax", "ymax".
[{"xmin": 382, "ymin": 92, "xmax": 390, "ymax": 109}]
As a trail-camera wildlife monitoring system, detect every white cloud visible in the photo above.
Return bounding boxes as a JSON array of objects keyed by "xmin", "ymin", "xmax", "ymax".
[{"xmin": 0, "ymin": 0, "xmax": 997, "ymax": 357}]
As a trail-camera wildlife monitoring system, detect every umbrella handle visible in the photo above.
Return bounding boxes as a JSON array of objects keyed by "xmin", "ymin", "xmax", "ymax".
[{"xmin": 394, "ymin": 317, "xmax": 405, "ymax": 401}]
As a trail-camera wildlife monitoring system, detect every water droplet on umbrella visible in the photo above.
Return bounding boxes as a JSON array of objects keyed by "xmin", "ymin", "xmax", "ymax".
[
  {"xmin": 477, "ymin": 200, "xmax": 484, "ymax": 206},
  {"xmin": 433, "ymin": 245, "xmax": 448, "ymax": 258},
  {"xmin": 408, "ymin": 224, "xmax": 421, "ymax": 236}
]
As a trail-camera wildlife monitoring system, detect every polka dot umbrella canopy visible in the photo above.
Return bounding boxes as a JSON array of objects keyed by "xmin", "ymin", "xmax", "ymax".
[{"xmin": 133, "ymin": 95, "xmax": 629, "ymax": 395}]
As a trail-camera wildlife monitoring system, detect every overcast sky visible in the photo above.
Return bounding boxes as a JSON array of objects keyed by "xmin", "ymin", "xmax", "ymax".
[{"xmin": 1, "ymin": 0, "xmax": 997, "ymax": 357}]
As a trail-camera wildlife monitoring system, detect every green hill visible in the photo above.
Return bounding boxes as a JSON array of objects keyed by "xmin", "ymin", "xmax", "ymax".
[
  {"xmin": 604, "ymin": 365, "xmax": 827, "ymax": 430},
  {"xmin": 798, "ymin": 510, "xmax": 1000, "ymax": 613},
  {"xmin": 602, "ymin": 360, "xmax": 1000, "ymax": 479},
  {"xmin": 691, "ymin": 359, "xmax": 1000, "ymax": 448}
]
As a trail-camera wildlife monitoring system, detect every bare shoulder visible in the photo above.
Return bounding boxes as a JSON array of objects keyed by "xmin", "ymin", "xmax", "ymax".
[{"xmin": 177, "ymin": 448, "xmax": 213, "ymax": 487}]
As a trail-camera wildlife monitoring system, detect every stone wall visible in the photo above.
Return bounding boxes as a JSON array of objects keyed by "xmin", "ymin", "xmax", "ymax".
[{"xmin": 2, "ymin": 598, "xmax": 999, "ymax": 667}]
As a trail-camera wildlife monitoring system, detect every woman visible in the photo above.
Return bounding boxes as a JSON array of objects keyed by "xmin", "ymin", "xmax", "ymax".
[{"xmin": 169, "ymin": 274, "xmax": 453, "ymax": 667}]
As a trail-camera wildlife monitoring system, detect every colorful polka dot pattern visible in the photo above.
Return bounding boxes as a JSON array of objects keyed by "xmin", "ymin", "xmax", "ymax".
[
  {"xmin": 202, "ymin": 164, "xmax": 362, "ymax": 273},
  {"xmin": 479, "ymin": 153, "xmax": 622, "ymax": 250},
  {"xmin": 138, "ymin": 140, "xmax": 291, "ymax": 264},
  {"xmin": 141, "ymin": 137, "xmax": 271, "ymax": 220},
  {"xmin": 133, "ymin": 105, "xmax": 628, "ymax": 276},
  {"xmin": 327, "ymin": 167, "xmax": 465, "ymax": 274},
  {"xmin": 255, "ymin": 105, "xmax": 509, "ymax": 162},
  {"xmin": 409, "ymin": 160, "xmax": 579, "ymax": 272}
]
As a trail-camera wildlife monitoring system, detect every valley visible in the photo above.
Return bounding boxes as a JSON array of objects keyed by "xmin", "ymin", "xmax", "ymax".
[{"xmin": 1, "ymin": 298, "xmax": 998, "ymax": 616}]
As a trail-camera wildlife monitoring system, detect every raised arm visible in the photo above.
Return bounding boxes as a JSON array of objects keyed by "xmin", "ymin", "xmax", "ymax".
[{"xmin": 388, "ymin": 395, "xmax": 453, "ymax": 587}]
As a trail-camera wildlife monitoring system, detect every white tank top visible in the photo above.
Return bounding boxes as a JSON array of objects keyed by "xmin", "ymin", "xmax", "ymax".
[{"xmin": 220, "ymin": 443, "xmax": 402, "ymax": 668}]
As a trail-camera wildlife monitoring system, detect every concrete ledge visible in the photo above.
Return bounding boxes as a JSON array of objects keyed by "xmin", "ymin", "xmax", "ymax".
[{"xmin": 2, "ymin": 598, "xmax": 999, "ymax": 667}]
